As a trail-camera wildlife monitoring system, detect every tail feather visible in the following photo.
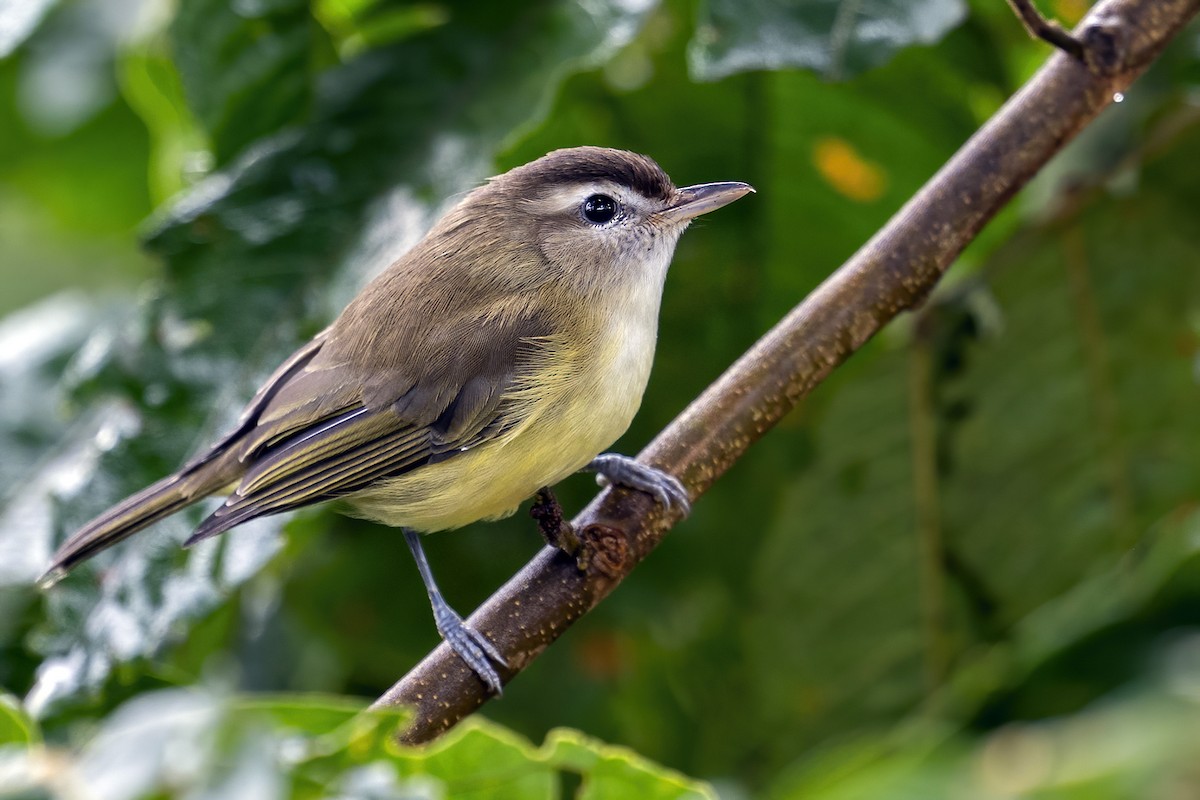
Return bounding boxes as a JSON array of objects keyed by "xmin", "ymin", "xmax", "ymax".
[
  {"xmin": 40, "ymin": 462, "xmax": 235, "ymax": 586},
  {"xmin": 40, "ymin": 336, "xmax": 334, "ymax": 587},
  {"xmin": 184, "ymin": 503, "xmax": 253, "ymax": 548}
]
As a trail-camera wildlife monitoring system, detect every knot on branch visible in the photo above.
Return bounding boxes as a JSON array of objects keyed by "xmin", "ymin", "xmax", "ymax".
[
  {"xmin": 1079, "ymin": 13, "xmax": 1128, "ymax": 75},
  {"xmin": 575, "ymin": 524, "xmax": 630, "ymax": 579}
]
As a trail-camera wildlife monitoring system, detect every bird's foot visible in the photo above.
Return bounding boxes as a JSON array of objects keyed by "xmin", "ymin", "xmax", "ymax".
[
  {"xmin": 530, "ymin": 487, "xmax": 581, "ymax": 554},
  {"xmin": 585, "ymin": 454, "xmax": 691, "ymax": 517},
  {"xmin": 431, "ymin": 596, "xmax": 506, "ymax": 694}
]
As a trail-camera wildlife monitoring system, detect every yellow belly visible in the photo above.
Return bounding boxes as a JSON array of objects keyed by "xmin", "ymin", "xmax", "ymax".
[{"xmin": 346, "ymin": 405, "xmax": 615, "ymax": 530}]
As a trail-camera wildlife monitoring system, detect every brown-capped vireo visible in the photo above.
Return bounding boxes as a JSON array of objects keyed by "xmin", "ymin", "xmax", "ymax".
[{"xmin": 41, "ymin": 146, "xmax": 753, "ymax": 692}]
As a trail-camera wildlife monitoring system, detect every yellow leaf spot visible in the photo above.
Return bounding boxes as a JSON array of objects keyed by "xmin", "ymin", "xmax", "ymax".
[{"xmin": 813, "ymin": 136, "xmax": 887, "ymax": 202}]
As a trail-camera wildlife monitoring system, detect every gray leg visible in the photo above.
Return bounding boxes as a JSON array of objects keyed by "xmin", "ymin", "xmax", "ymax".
[
  {"xmin": 404, "ymin": 529, "xmax": 505, "ymax": 693},
  {"xmin": 583, "ymin": 454, "xmax": 691, "ymax": 517}
]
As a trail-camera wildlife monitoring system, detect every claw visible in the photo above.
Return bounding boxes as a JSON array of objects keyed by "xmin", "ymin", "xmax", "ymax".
[
  {"xmin": 433, "ymin": 601, "xmax": 505, "ymax": 694},
  {"xmin": 585, "ymin": 454, "xmax": 692, "ymax": 517}
]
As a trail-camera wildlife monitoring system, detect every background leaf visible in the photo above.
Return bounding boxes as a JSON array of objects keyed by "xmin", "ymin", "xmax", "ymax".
[
  {"xmin": 689, "ymin": 0, "xmax": 968, "ymax": 81},
  {"xmin": 170, "ymin": 0, "xmax": 317, "ymax": 165},
  {"xmin": 0, "ymin": 692, "xmax": 38, "ymax": 746}
]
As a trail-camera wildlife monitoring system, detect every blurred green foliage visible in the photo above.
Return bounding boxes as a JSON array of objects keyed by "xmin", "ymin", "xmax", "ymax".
[
  {"xmin": 2, "ymin": 0, "xmax": 1200, "ymax": 797},
  {"xmin": 0, "ymin": 688, "xmax": 715, "ymax": 797}
]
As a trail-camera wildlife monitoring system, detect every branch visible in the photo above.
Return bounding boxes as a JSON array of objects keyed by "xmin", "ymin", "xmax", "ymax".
[{"xmin": 372, "ymin": 0, "xmax": 1200, "ymax": 742}]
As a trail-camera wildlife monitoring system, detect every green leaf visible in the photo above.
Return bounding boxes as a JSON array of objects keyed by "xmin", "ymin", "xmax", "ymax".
[
  {"xmin": 393, "ymin": 718, "xmax": 555, "ymax": 799},
  {"xmin": 118, "ymin": 43, "xmax": 209, "ymax": 205},
  {"xmin": 543, "ymin": 728, "xmax": 716, "ymax": 800},
  {"xmin": 939, "ymin": 204, "xmax": 1200, "ymax": 624},
  {"xmin": 0, "ymin": 692, "xmax": 38, "ymax": 745},
  {"xmin": 765, "ymin": 681, "xmax": 1200, "ymax": 798},
  {"xmin": 390, "ymin": 718, "xmax": 715, "ymax": 799},
  {"xmin": 946, "ymin": 506, "xmax": 1200, "ymax": 725},
  {"xmin": 747, "ymin": 341, "xmax": 924, "ymax": 754},
  {"xmin": 0, "ymin": 688, "xmax": 712, "ymax": 798},
  {"xmin": 763, "ymin": 728, "xmax": 965, "ymax": 800},
  {"xmin": 689, "ymin": 0, "xmax": 968, "ymax": 81},
  {"xmin": 170, "ymin": 0, "xmax": 316, "ymax": 165},
  {"xmin": 74, "ymin": 689, "xmax": 228, "ymax": 799},
  {"xmin": 233, "ymin": 692, "xmax": 370, "ymax": 735},
  {"xmin": 0, "ymin": 294, "xmax": 129, "ymax": 587},
  {"xmin": 312, "ymin": 0, "xmax": 449, "ymax": 60}
]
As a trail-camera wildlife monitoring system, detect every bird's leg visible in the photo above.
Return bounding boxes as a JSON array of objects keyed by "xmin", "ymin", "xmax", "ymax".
[
  {"xmin": 404, "ymin": 529, "xmax": 505, "ymax": 693},
  {"xmin": 583, "ymin": 454, "xmax": 691, "ymax": 517},
  {"xmin": 530, "ymin": 486, "xmax": 581, "ymax": 554}
]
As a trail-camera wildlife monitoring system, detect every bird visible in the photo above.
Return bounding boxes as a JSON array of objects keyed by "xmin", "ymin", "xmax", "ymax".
[{"xmin": 40, "ymin": 146, "xmax": 754, "ymax": 692}]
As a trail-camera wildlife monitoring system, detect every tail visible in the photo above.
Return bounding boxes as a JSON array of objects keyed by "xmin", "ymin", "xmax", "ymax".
[{"xmin": 39, "ymin": 460, "xmax": 237, "ymax": 587}]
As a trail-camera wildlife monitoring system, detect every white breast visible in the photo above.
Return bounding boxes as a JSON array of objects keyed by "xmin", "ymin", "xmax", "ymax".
[{"xmin": 592, "ymin": 283, "xmax": 660, "ymax": 432}]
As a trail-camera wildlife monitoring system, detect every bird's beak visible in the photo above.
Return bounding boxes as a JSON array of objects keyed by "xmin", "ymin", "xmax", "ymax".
[{"xmin": 660, "ymin": 181, "xmax": 755, "ymax": 223}]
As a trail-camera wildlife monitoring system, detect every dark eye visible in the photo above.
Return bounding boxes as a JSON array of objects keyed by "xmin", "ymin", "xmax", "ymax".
[{"xmin": 582, "ymin": 194, "xmax": 618, "ymax": 225}]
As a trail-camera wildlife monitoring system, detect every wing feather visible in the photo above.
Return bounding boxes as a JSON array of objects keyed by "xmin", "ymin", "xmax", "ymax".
[
  {"xmin": 188, "ymin": 424, "xmax": 435, "ymax": 542},
  {"xmin": 188, "ymin": 308, "xmax": 560, "ymax": 542},
  {"xmin": 239, "ymin": 420, "xmax": 429, "ymax": 505}
]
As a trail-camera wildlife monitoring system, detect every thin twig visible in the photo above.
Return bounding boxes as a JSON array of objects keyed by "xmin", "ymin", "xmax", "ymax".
[
  {"xmin": 1006, "ymin": 0, "xmax": 1087, "ymax": 60},
  {"xmin": 372, "ymin": 0, "xmax": 1200, "ymax": 743}
]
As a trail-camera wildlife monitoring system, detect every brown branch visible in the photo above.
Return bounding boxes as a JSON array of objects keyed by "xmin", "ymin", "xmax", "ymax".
[{"xmin": 372, "ymin": 0, "xmax": 1200, "ymax": 742}]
